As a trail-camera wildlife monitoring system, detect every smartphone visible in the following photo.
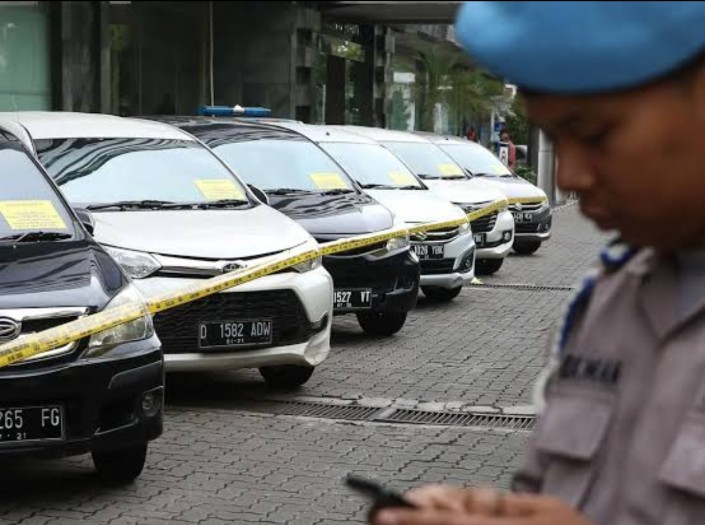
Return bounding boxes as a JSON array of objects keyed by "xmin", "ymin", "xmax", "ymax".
[{"xmin": 345, "ymin": 474, "xmax": 417, "ymax": 512}]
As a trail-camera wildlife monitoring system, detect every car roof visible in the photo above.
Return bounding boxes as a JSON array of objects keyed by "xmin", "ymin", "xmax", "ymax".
[
  {"xmin": 418, "ymin": 132, "xmax": 496, "ymax": 152},
  {"xmin": 263, "ymin": 122, "xmax": 380, "ymax": 145},
  {"xmin": 0, "ymin": 112, "xmax": 194, "ymax": 142},
  {"xmin": 334, "ymin": 125, "xmax": 432, "ymax": 144},
  {"xmin": 148, "ymin": 115, "xmax": 309, "ymax": 143}
]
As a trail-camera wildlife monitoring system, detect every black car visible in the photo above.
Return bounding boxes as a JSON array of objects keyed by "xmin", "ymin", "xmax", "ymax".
[
  {"xmin": 148, "ymin": 117, "xmax": 420, "ymax": 336},
  {"xmin": 0, "ymin": 129, "xmax": 163, "ymax": 483}
]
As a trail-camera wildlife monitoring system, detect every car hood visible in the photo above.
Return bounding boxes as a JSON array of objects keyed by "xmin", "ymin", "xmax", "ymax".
[
  {"xmin": 474, "ymin": 176, "xmax": 547, "ymax": 200},
  {"xmin": 268, "ymin": 192, "xmax": 394, "ymax": 236},
  {"xmin": 423, "ymin": 179, "xmax": 507, "ymax": 206},
  {"xmin": 92, "ymin": 205, "xmax": 312, "ymax": 259},
  {"xmin": 0, "ymin": 240, "xmax": 126, "ymax": 310},
  {"xmin": 364, "ymin": 189, "xmax": 465, "ymax": 224}
]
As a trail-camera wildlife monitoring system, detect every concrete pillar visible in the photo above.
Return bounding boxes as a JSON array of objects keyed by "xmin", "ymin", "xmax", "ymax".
[
  {"xmin": 59, "ymin": 1, "xmax": 100, "ymax": 112},
  {"xmin": 325, "ymin": 54, "xmax": 346, "ymax": 124},
  {"xmin": 537, "ymin": 129, "xmax": 556, "ymax": 204}
]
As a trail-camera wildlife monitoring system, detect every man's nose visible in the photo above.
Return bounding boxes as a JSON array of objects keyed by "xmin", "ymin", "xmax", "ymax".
[{"xmin": 555, "ymin": 143, "xmax": 595, "ymax": 192}]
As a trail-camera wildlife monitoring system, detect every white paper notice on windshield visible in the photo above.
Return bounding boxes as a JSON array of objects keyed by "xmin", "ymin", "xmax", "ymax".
[
  {"xmin": 195, "ymin": 179, "xmax": 245, "ymax": 200},
  {"xmin": 310, "ymin": 172, "xmax": 348, "ymax": 190},
  {"xmin": 388, "ymin": 171, "xmax": 418, "ymax": 186},
  {"xmin": 0, "ymin": 200, "xmax": 67, "ymax": 230},
  {"xmin": 437, "ymin": 163, "xmax": 464, "ymax": 177}
]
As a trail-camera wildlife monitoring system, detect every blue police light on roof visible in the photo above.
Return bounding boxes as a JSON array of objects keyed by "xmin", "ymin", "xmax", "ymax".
[{"xmin": 198, "ymin": 104, "xmax": 272, "ymax": 117}]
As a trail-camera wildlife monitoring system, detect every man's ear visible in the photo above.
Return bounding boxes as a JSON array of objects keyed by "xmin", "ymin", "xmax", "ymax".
[{"xmin": 690, "ymin": 60, "xmax": 705, "ymax": 122}]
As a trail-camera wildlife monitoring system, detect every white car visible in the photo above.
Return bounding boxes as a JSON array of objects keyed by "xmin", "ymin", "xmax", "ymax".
[
  {"xmin": 1, "ymin": 112, "xmax": 333, "ymax": 388},
  {"xmin": 267, "ymin": 122, "xmax": 476, "ymax": 302},
  {"xmin": 338, "ymin": 126, "xmax": 515, "ymax": 276},
  {"xmin": 423, "ymin": 134, "xmax": 552, "ymax": 255}
]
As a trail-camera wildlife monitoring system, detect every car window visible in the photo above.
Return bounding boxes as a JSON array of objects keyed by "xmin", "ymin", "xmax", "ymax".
[
  {"xmin": 320, "ymin": 143, "xmax": 424, "ymax": 189},
  {"xmin": 382, "ymin": 142, "xmax": 469, "ymax": 180},
  {"xmin": 0, "ymin": 144, "xmax": 75, "ymax": 237},
  {"xmin": 208, "ymin": 138, "xmax": 355, "ymax": 192},
  {"xmin": 440, "ymin": 143, "xmax": 513, "ymax": 177},
  {"xmin": 34, "ymin": 138, "xmax": 250, "ymax": 207}
]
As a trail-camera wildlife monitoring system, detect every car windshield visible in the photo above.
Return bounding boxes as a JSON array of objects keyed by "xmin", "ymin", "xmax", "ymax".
[
  {"xmin": 440, "ymin": 144, "xmax": 513, "ymax": 177},
  {"xmin": 209, "ymin": 138, "xmax": 356, "ymax": 193},
  {"xmin": 0, "ymin": 144, "xmax": 75, "ymax": 239},
  {"xmin": 320, "ymin": 143, "xmax": 424, "ymax": 189},
  {"xmin": 34, "ymin": 138, "xmax": 251, "ymax": 208},
  {"xmin": 382, "ymin": 142, "xmax": 469, "ymax": 180}
]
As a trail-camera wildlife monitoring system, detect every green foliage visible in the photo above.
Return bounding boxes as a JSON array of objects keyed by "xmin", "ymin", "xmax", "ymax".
[
  {"xmin": 409, "ymin": 41, "xmax": 505, "ymax": 132},
  {"xmin": 390, "ymin": 88, "xmax": 411, "ymax": 130},
  {"xmin": 513, "ymin": 164, "xmax": 538, "ymax": 185},
  {"xmin": 504, "ymin": 98, "xmax": 530, "ymax": 145}
]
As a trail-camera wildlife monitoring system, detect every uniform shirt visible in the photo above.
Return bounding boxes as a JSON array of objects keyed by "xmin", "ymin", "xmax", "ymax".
[{"xmin": 513, "ymin": 247, "xmax": 705, "ymax": 525}]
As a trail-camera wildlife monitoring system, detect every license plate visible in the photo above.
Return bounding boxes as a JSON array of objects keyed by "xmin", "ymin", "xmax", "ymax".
[
  {"xmin": 199, "ymin": 319, "xmax": 273, "ymax": 348},
  {"xmin": 0, "ymin": 405, "xmax": 63, "ymax": 444},
  {"xmin": 473, "ymin": 233, "xmax": 486, "ymax": 247},
  {"xmin": 411, "ymin": 244, "xmax": 445, "ymax": 260},
  {"xmin": 512, "ymin": 211, "xmax": 534, "ymax": 223},
  {"xmin": 334, "ymin": 289, "xmax": 372, "ymax": 310}
]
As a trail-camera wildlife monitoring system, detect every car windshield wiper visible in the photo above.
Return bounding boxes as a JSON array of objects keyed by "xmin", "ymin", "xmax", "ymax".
[
  {"xmin": 265, "ymin": 188, "xmax": 316, "ymax": 195},
  {"xmin": 319, "ymin": 188, "xmax": 355, "ymax": 195},
  {"xmin": 194, "ymin": 199, "xmax": 250, "ymax": 209},
  {"xmin": 86, "ymin": 200, "xmax": 188, "ymax": 211},
  {"xmin": 396, "ymin": 185, "xmax": 424, "ymax": 190},
  {"xmin": 359, "ymin": 183, "xmax": 396, "ymax": 189},
  {"xmin": 473, "ymin": 172, "xmax": 511, "ymax": 178},
  {"xmin": 0, "ymin": 231, "xmax": 73, "ymax": 243},
  {"xmin": 417, "ymin": 174, "xmax": 441, "ymax": 180}
]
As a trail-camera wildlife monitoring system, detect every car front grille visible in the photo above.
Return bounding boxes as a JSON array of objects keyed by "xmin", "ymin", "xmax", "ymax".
[
  {"xmin": 154, "ymin": 290, "xmax": 313, "ymax": 354},
  {"xmin": 411, "ymin": 226, "xmax": 460, "ymax": 242},
  {"xmin": 508, "ymin": 202, "xmax": 545, "ymax": 212},
  {"xmin": 419, "ymin": 259, "xmax": 457, "ymax": 275},
  {"xmin": 470, "ymin": 211, "xmax": 498, "ymax": 233}
]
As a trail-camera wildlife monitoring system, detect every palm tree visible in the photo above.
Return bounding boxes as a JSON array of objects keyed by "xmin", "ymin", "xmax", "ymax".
[{"xmin": 410, "ymin": 41, "xmax": 505, "ymax": 133}]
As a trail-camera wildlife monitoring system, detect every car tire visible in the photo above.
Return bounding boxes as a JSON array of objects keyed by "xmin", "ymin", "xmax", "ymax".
[
  {"xmin": 92, "ymin": 443, "xmax": 147, "ymax": 484},
  {"xmin": 476, "ymin": 258, "xmax": 504, "ymax": 275},
  {"xmin": 513, "ymin": 240, "xmax": 541, "ymax": 255},
  {"xmin": 356, "ymin": 312, "xmax": 407, "ymax": 336},
  {"xmin": 259, "ymin": 365, "xmax": 315, "ymax": 389},
  {"xmin": 421, "ymin": 286, "xmax": 462, "ymax": 302}
]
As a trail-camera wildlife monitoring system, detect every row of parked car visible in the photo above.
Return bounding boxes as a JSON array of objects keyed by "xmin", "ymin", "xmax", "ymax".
[{"xmin": 0, "ymin": 108, "xmax": 551, "ymax": 483}]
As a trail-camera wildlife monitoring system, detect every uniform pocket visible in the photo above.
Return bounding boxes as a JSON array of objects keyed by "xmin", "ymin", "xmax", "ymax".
[
  {"xmin": 659, "ymin": 413, "xmax": 705, "ymax": 525},
  {"xmin": 533, "ymin": 395, "xmax": 613, "ymax": 507}
]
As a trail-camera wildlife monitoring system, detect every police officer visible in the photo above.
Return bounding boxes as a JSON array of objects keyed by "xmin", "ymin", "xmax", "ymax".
[{"xmin": 369, "ymin": 2, "xmax": 705, "ymax": 525}]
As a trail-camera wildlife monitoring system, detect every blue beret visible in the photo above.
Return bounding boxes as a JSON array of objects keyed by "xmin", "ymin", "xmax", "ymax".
[{"xmin": 454, "ymin": 1, "xmax": 705, "ymax": 94}]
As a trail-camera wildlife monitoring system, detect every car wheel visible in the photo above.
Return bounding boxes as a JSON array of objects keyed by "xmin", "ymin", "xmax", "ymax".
[
  {"xmin": 421, "ymin": 286, "xmax": 462, "ymax": 302},
  {"xmin": 513, "ymin": 240, "xmax": 541, "ymax": 255},
  {"xmin": 92, "ymin": 443, "xmax": 147, "ymax": 484},
  {"xmin": 476, "ymin": 258, "xmax": 504, "ymax": 275},
  {"xmin": 356, "ymin": 312, "xmax": 407, "ymax": 336},
  {"xmin": 259, "ymin": 365, "xmax": 315, "ymax": 389}
]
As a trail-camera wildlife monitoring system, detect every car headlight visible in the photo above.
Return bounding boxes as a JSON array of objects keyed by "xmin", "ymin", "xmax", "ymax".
[
  {"xmin": 104, "ymin": 246, "xmax": 161, "ymax": 279},
  {"xmin": 292, "ymin": 256, "xmax": 322, "ymax": 273},
  {"xmin": 84, "ymin": 284, "xmax": 154, "ymax": 358},
  {"xmin": 386, "ymin": 235, "xmax": 410, "ymax": 252}
]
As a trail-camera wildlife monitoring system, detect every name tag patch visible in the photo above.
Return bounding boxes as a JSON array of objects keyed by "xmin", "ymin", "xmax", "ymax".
[{"xmin": 559, "ymin": 354, "xmax": 622, "ymax": 386}]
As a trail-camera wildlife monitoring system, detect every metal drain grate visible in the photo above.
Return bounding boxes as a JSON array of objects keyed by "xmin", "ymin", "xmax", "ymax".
[
  {"xmin": 254, "ymin": 401, "xmax": 381, "ymax": 421},
  {"xmin": 243, "ymin": 400, "xmax": 535, "ymax": 430},
  {"xmin": 377, "ymin": 409, "xmax": 535, "ymax": 430},
  {"xmin": 469, "ymin": 282, "xmax": 576, "ymax": 292}
]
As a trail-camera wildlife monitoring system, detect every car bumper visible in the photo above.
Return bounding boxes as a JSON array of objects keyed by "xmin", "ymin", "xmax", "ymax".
[
  {"xmin": 414, "ymin": 231, "xmax": 476, "ymax": 289},
  {"xmin": 132, "ymin": 266, "xmax": 334, "ymax": 372},
  {"xmin": 514, "ymin": 210, "xmax": 553, "ymax": 243},
  {"xmin": 476, "ymin": 210, "xmax": 515, "ymax": 260},
  {"xmin": 0, "ymin": 339, "xmax": 163, "ymax": 459},
  {"xmin": 323, "ymin": 248, "xmax": 420, "ymax": 315}
]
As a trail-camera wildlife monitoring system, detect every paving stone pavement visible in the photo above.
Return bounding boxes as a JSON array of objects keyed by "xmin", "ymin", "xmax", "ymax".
[{"xmin": 0, "ymin": 203, "xmax": 609, "ymax": 524}]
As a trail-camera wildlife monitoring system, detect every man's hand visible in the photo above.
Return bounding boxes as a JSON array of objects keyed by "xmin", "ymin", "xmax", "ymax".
[{"xmin": 369, "ymin": 488, "xmax": 595, "ymax": 525}]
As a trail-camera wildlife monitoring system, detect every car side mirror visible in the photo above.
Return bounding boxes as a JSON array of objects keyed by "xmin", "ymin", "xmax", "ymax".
[
  {"xmin": 73, "ymin": 207, "xmax": 95, "ymax": 235},
  {"xmin": 248, "ymin": 184, "xmax": 270, "ymax": 205}
]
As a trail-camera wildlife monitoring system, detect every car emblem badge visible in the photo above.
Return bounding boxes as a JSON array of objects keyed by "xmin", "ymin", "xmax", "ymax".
[
  {"xmin": 0, "ymin": 318, "xmax": 21, "ymax": 341},
  {"xmin": 222, "ymin": 262, "xmax": 242, "ymax": 273},
  {"xmin": 515, "ymin": 203, "xmax": 523, "ymax": 211}
]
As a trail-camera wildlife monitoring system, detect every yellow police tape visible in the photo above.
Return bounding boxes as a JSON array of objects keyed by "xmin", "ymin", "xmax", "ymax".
[
  {"xmin": 507, "ymin": 196, "xmax": 548, "ymax": 206},
  {"xmin": 0, "ymin": 198, "xmax": 512, "ymax": 368}
]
